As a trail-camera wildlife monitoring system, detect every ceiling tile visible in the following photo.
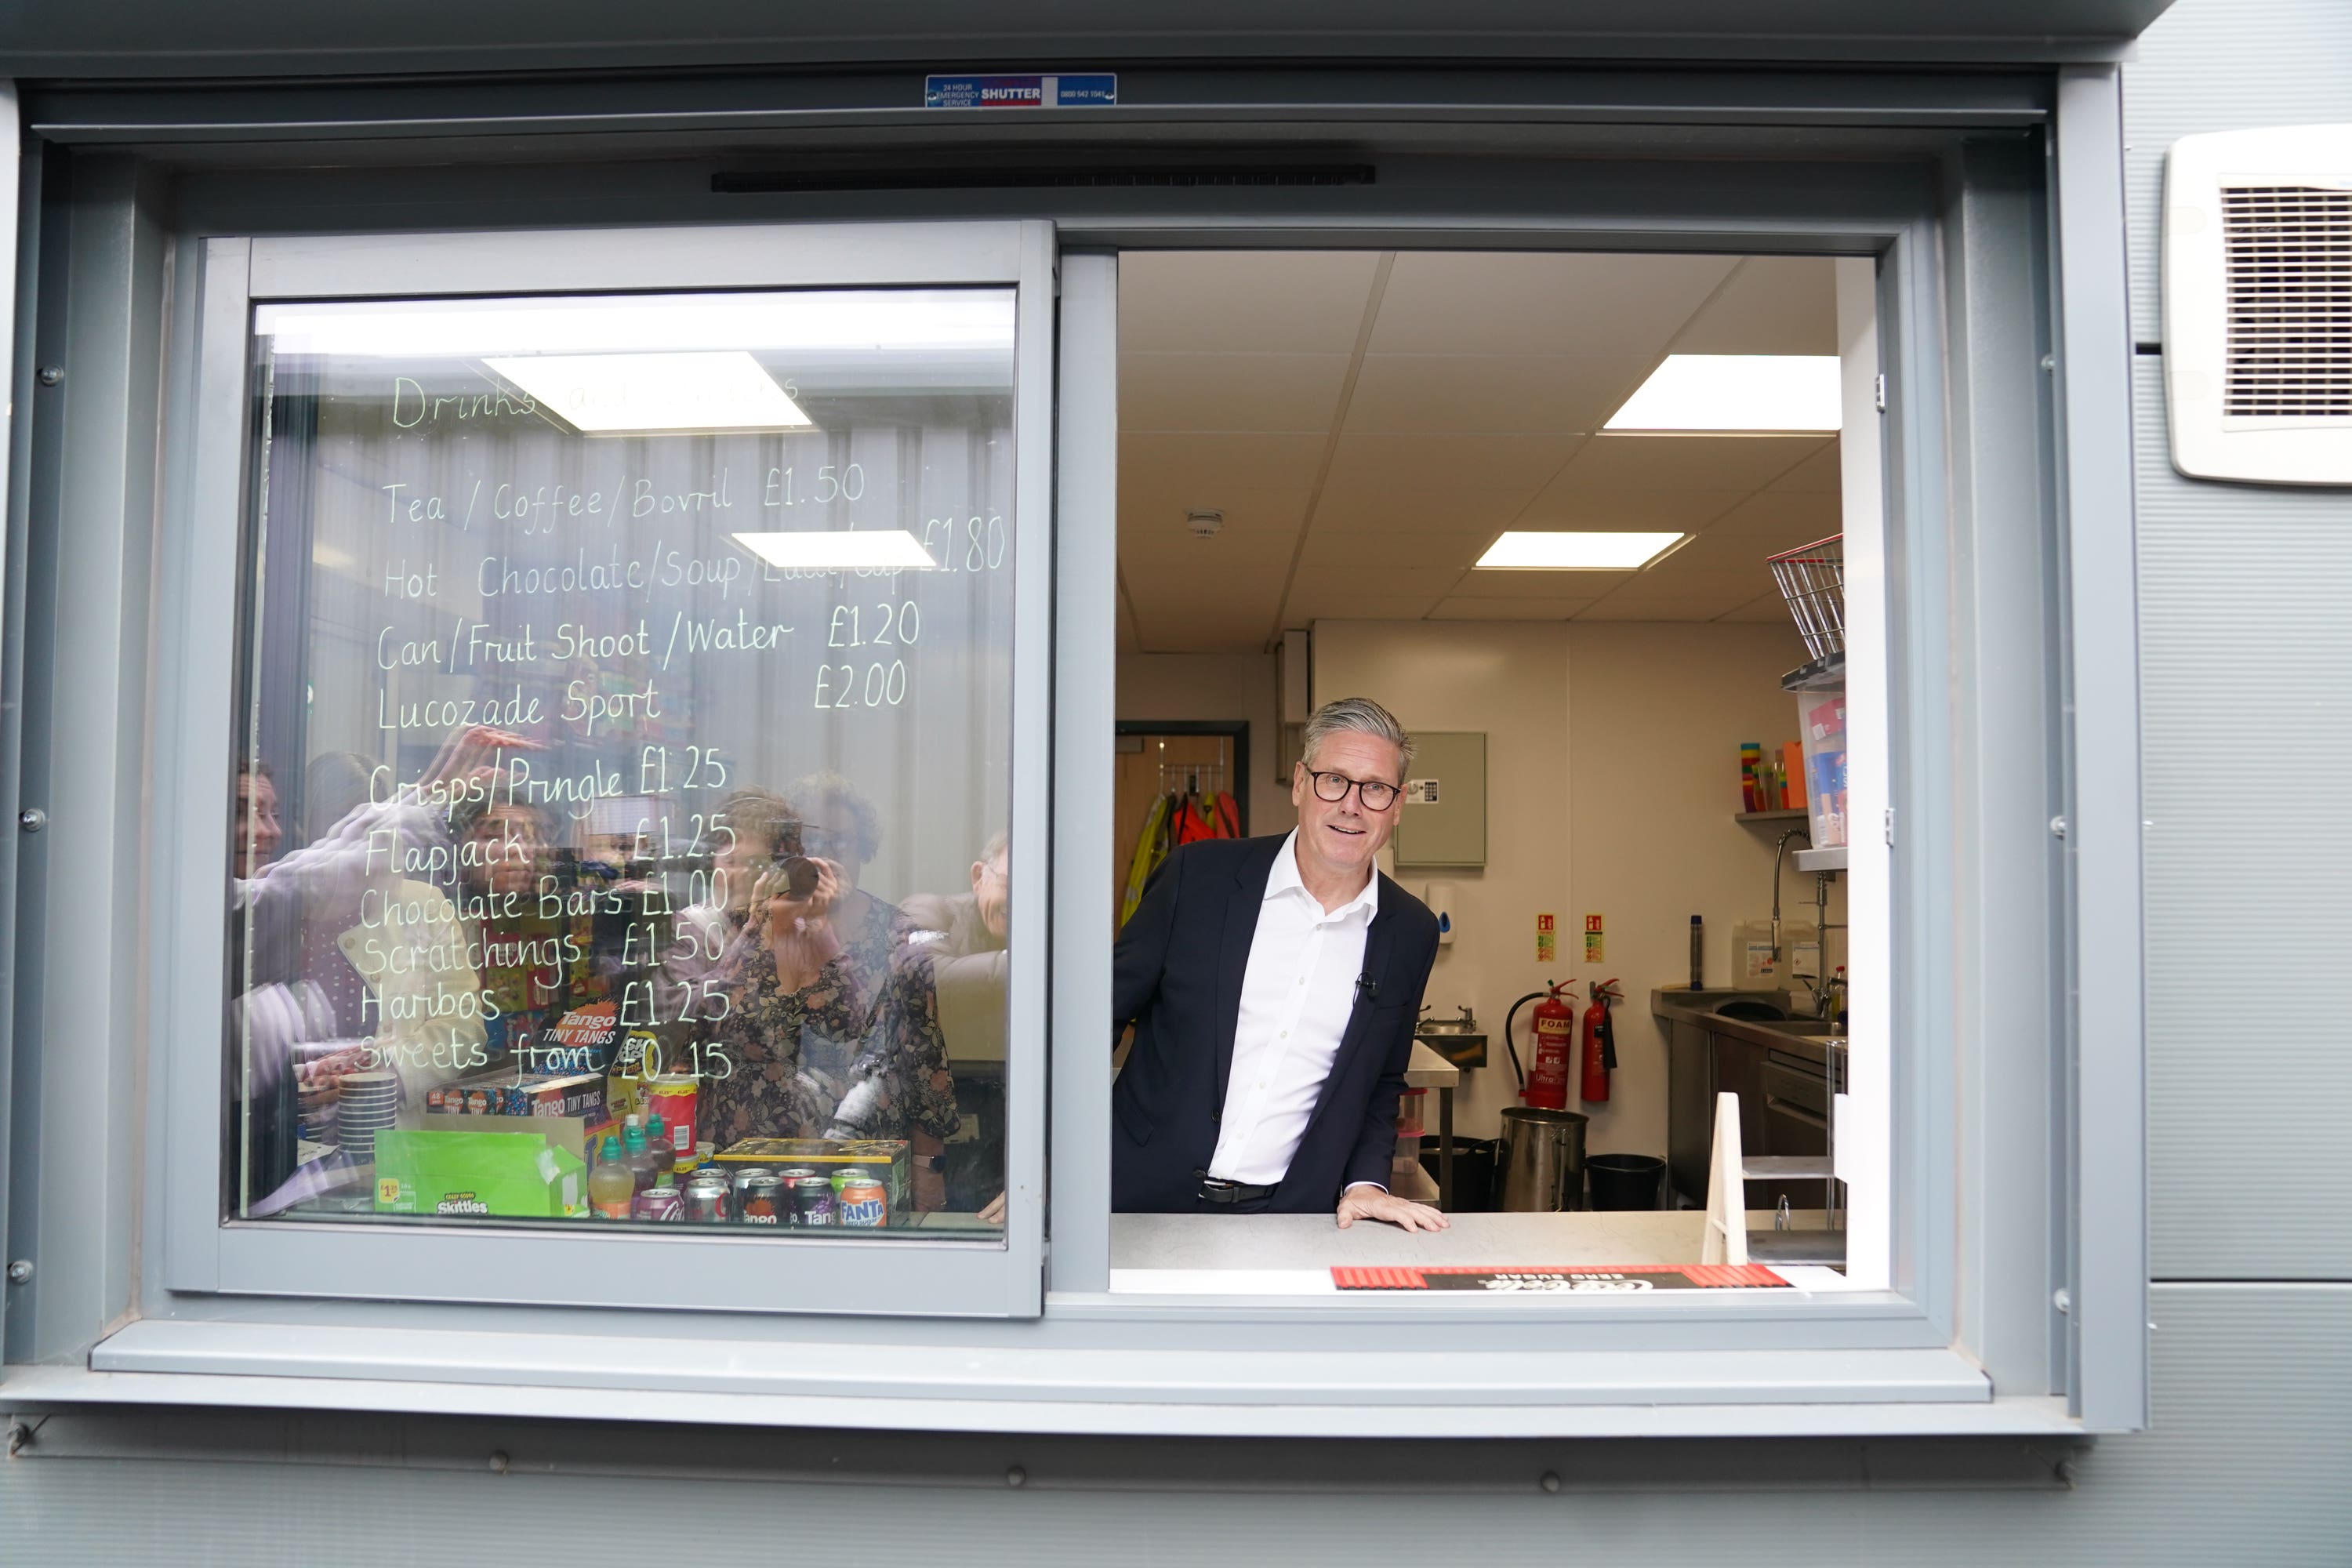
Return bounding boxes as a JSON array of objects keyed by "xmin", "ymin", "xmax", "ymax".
[
  {"xmin": 1668, "ymin": 256, "xmax": 1839, "ymax": 357},
  {"xmin": 1321, "ymin": 430, "xmax": 1586, "ymax": 495},
  {"xmin": 1716, "ymin": 590, "xmax": 1802, "ymax": 625},
  {"xmin": 1509, "ymin": 490, "xmax": 1748, "ymax": 531},
  {"xmin": 1766, "ymin": 440, "xmax": 1845, "ymax": 494},
  {"xmin": 1370, "ymin": 252, "xmax": 1737, "ymax": 358},
  {"xmin": 1450, "ymin": 568, "xmax": 1637, "ymax": 600},
  {"xmin": 1427, "ymin": 597, "xmax": 1591, "ymax": 622},
  {"xmin": 1664, "ymin": 491, "xmax": 1842, "ymax": 572},
  {"xmin": 1120, "ymin": 488, "xmax": 1310, "ymax": 571},
  {"xmin": 1343, "ymin": 354, "xmax": 1611, "ymax": 434},
  {"xmin": 1577, "ymin": 568, "xmax": 1779, "ymax": 622},
  {"xmin": 1310, "ymin": 479, "xmax": 1530, "ymax": 537},
  {"xmin": 1294, "ymin": 592, "xmax": 1449, "ymax": 622},
  {"xmin": 1120, "ymin": 251, "xmax": 1381, "ymax": 354},
  {"xmin": 1122, "ymin": 431, "xmax": 1331, "ymax": 494},
  {"xmin": 1297, "ymin": 529, "xmax": 1490, "ymax": 570},
  {"xmin": 1133, "ymin": 603, "xmax": 1284, "ymax": 654},
  {"xmin": 1120, "ymin": 352, "xmax": 1351, "ymax": 433},
  {"xmin": 1540, "ymin": 433, "xmax": 1830, "ymax": 494},
  {"xmin": 1116, "ymin": 583, "xmax": 1143, "ymax": 653},
  {"xmin": 1288, "ymin": 565, "xmax": 1461, "ymax": 600},
  {"xmin": 1120, "ymin": 487, "xmax": 1307, "ymax": 653}
]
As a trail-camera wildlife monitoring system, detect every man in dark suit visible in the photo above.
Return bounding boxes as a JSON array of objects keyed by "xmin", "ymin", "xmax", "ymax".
[{"xmin": 1112, "ymin": 697, "xmax": 1448, "ymax": 1230}]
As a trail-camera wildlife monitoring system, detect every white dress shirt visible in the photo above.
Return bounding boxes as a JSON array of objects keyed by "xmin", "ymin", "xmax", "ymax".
[{"xmin": 1205, "ymin": 830, "xmax": 1381, "ymax": 1188}]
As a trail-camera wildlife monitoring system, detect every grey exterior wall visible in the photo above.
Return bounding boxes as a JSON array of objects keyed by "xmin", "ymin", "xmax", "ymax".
[{"xmin": 4, "ymin": 0, "xmax": 2351, "ymax": 1558}]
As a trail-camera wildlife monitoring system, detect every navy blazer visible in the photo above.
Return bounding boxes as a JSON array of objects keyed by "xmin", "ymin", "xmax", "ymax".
[{"xmin": 1110, "ymin": 834, "xmax": 1441, "ymax": 1214}]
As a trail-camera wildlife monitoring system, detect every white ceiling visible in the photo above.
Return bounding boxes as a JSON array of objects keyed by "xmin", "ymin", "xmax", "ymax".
[{"xmin": 1116, "ymin": 250, "xmax": 1843, "ymax": 654}]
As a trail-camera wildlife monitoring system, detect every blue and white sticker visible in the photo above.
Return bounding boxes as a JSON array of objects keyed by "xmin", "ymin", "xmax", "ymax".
[{"xmin": 924, "ymin": 74, "xmax": 1118, "ymax": 110}]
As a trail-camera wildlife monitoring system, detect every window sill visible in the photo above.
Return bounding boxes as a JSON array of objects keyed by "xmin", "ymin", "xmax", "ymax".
[{"xmin": 53, "ymin": 1317, "xmax": 2042, "ymax": 1438}]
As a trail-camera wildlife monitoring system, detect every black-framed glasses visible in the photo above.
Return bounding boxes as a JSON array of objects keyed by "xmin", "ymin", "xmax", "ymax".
[{"xmin": 1303, "ymin": 768, "xmax": 1401, "ymax": 811}]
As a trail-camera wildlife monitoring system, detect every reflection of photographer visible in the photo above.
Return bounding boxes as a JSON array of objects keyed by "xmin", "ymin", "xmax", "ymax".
[{"xmin": 690, "ymin": 779, "xmax": 957, "ymax": 1210}]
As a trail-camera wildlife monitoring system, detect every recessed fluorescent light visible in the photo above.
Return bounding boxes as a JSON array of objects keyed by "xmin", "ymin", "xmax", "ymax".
[
  {"xmin": 732, "ymin": 530, "xmax": 940, "ymax": 573},
  {"xmin": 256, "ymin": 291, "xmax": 1016, "ymax": 358},
  {"xmin": 1604, "ymin": 354, "xmax": 1842, "ymax": 433},
  {"xmin": 1474, "ymin": 532, "xmax": 1685, "ymax": 571},
  {"xmin": 481, "ymin": 351, "xmax": 814, "ymax": 435}
]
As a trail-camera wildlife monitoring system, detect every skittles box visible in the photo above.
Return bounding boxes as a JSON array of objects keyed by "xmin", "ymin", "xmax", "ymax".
[{"xmin": 372, "ymin": 1128, "xmax": 587, "ymax": 1219}]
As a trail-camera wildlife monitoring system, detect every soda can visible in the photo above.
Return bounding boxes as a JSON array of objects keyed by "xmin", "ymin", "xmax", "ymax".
[
  {"xmin": 837, "ymin": 1174, "xmax": 887, "ymax": 1228},
  {"xmin": 728, "ymin": 1166, "xmax": 773, "ymax": 1208},
  {"xmin": 684, "ymin": 1178, "xmax": 732, "ymax": 1224},
  {"xmin": 789, "ymin": 1175, "xmax": 837, "ymax": 1226},
  {"xmin": 738, "ymin": 1174, "xmax": 786, "ymax": 1225},
  {"xmin": 775, "ymin": 1167, "xmax": 819, "ymax": 1184},
  {"xmin": 631, "ymin": 1185, "xmax": 684, "ymax": 1222}
]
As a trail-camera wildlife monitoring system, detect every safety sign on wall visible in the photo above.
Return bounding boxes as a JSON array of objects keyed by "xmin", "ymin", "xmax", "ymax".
[{"xmin": 1535, "ymin": 913, "xmax": 1556, "ymax": 964}]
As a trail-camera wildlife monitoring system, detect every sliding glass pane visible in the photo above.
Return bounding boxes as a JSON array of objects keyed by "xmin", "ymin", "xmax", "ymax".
[{"xmin": 228, "ymin": 289, "xmax": 1015, "ymax": 1243}]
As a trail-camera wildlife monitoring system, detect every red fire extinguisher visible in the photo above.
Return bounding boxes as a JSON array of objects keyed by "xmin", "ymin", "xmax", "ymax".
[
  {"xmin": 1521, "ymin": 981, "xmax": 1578, "ymax": 1110},
  {"xmin": 1581, "ymin": 978, "xmax": 1623, "ymax": 1103}
]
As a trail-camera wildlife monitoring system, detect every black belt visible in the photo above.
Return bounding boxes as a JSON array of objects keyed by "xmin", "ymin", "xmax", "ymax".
[{"xmin": 1196, "ymin": 1173, "xmax": 1277, "ymax": 1205}]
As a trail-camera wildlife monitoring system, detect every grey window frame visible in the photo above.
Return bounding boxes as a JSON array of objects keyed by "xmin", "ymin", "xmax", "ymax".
[
  {"xmin": 0, "ymin": 64, "xmax": 2147, "ymax": 1436},
  {"xmin": 154, "ymin": 219, "xmax": 1058, "ymax": 1318}
]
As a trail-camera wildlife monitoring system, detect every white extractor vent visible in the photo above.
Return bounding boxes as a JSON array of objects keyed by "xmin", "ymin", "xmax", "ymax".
[
  {"xmin": 2223, "ymin": 185, "xmax": 2352, "ymax": 419},
  {"xmin": 2165, "ymin": 125, "xmax": 2352, "ymax": 484}
]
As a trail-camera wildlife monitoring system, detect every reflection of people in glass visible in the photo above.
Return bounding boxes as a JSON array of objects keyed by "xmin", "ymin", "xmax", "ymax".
[
  {"xmin": 234, "ymin": 764, "xmax": 285, "ymax": 877},
  {"xmin": 696, "ymin": 778, "xmax": 957, "ymax": 1209},
  {"xmin": 303, "ymin": 750, "xmax": 375, "ymax": 848},
  {"xmin": 903, "ymin": 832, "xmax": 1010, "ymax": 1221},
  {"xmin": 231, "ymin": 727, "xmax": 514, "ymax": 1214},
  {"xmin": 449, "ymin": 794, "xmax": 564, "ymax": 1057}
]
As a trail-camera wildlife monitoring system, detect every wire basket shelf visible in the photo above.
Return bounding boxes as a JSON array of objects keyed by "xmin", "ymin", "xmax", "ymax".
[{"xmin": 1766, "ymin": 534, "xmax": 1844, "ymax": 660}]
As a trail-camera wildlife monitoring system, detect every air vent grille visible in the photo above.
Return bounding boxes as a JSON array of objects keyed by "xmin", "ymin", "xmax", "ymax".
[{"xmin": 2223, "ymin": 183, "xmax": 2352, "ymax": 419}]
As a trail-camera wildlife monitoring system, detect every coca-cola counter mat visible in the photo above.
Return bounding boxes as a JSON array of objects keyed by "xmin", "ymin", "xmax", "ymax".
[{"xmin": 1333, "ymin": 1265, "xmax": 1790, "ymax": 1291}]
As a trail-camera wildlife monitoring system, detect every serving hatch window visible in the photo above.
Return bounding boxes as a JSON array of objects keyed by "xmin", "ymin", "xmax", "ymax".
[{"xmin": 227, "ymin": 289, "xmax": 1017, "ymax": 1240}]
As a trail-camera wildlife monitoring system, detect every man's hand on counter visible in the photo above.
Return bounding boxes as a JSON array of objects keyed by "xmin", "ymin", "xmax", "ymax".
[{"xmin": 1336, "ymin": 1183, "xmax": 1450, "ymax": 1232}]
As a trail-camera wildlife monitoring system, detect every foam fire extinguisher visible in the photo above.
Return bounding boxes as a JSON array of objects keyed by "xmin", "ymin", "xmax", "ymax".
[
  {"xmin": 1507, "ymin": 981, "xmax": 1577, "ymax": 1110},
  {"xmin": 1581, "ymin": 978, "xmax": 1623, "ymax": 1103}
]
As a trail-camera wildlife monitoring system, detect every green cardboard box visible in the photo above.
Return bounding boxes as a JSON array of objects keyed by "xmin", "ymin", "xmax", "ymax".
[{"xmin": 372, "ymin": 1128, "xmax": 588, "ymax": 1219}]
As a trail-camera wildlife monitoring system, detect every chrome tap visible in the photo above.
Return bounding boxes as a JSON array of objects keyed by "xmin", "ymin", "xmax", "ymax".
[{"xmin": 1770, "ymin": 826, "xmax": 1811, "ymax": 967}]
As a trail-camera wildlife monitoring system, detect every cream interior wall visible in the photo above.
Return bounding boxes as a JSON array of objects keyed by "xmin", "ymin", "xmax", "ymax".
[
  {"xmin": 1312, "ymin": 618, "xmax": 1838, "ymax": 1161},
  {"xmin": 1114, "ymin": 652, "xmax": 1280, "ymax": 836}
]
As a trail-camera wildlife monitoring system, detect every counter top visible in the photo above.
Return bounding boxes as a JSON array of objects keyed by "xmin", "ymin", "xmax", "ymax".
[
  {"xmin": 1651, "ymin": 986, "xmax": 1844, "ymax": 1067},
  {"xmin": 1109, "ymin": 1210, "xmax": 1850, "ymax": 1294}
]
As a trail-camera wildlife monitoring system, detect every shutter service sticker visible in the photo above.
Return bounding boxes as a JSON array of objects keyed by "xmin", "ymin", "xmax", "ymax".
[
  {"xmin": 1333, "ymin": 1265, "xmax": 1791, "ymax": 1292},
  {"xmin": 925, "ymin": 74, "xmax": 1119, "ymax": 109}
]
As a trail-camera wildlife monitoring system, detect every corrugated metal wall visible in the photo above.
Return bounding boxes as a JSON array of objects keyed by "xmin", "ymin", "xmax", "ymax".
[{"xmin": 5, "ymin": 0, "xmax": 2351, "ymax": 1558}]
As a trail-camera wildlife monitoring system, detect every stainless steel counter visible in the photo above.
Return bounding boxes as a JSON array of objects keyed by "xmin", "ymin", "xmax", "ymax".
[{"xmin": 1651, "ymin": 985, "xmax": 1843, "ymax": 1066}]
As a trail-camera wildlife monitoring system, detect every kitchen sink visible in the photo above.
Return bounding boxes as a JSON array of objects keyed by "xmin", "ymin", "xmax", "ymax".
[{"xmin": 1741, "ymin": 1016, "xmax": 1839, "ymax": 1040}]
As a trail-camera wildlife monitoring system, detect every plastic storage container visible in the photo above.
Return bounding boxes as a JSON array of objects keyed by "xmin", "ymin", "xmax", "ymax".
[{"xmin": 1796, "ymin": 679, "xmax": 1848, "ymax": 850}]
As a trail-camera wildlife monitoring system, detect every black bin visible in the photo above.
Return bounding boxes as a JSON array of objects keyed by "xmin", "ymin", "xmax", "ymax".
[
  {"xmin": 1419, "ymin": 1137, "xmax": 1500, "ymax": 1211},
  {"xmin": 1585, "ymin": 1152, "xmax": 1667, "ymax": 1210}
]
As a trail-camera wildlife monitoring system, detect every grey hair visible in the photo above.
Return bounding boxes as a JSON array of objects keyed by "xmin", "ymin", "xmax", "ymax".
[
  {"xmin": 978, "ymin": 829, "xmax": 1009, "ymax": 867},
  {"xmin": 1302, "ymin": 696, "xmax": 1414, "ymax": 780}
]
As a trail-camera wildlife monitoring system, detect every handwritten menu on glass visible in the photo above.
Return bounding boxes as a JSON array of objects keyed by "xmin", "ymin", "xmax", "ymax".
[{"xmin": 230, "ymin": 290, "xmax": 1017, "ymax": 1224}]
